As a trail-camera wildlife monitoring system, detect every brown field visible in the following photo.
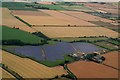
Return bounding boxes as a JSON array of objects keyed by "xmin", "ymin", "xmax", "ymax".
[
  {"xmin": 1, "ymin": 68, "xmax": 14, "ymax": 78},
  {"xmin": 1, "ymin": 8, "xmax": 35, "ymax": 33},
  {"xmin": 68, "ymin": 61, "xmax": 118, "ymax": 78},
  {"xmin": 15, "ymin": 10, "xmax": 97, "ymax": 26},
  {"xmin": 60, "ymin": 11, "xmax": 113, "ymax": 23},
  {"xmin": 84, "ymin": 3, "xmax": 118, "ymax": 10},
  {"xmin": 83, "ymin": 3, "xmax": 118, "ymax": 15},
  {"xmin": 12, "ymin": 10, "xmax": 49, "ymax": 16},
  {"xmin": 103, "ymin": 51, "xmax": 119, "ymax": 69},
  {"xmin": 99, "ymin": 8, "xmax": 118, "ymax": 15},
  {"xmin": 32, "ymin": 27, "xmax": 118, "ymax": 38},
  {"xmin": 2, "ymin": 50, "xmax": 67, "ymax": 78}
]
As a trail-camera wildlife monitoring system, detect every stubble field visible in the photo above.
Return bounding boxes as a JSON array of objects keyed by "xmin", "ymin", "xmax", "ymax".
[
  {"xmin": 32, "ymin": 27, "xmax": 118, "ymax": 38},
  {"xmin": 2, "ymin": 50, "xmax": 67, "ymax": 78}
]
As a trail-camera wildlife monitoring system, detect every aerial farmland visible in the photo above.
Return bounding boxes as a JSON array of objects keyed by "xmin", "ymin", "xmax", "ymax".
[{"xmin": 1, "ymin": 1, "xmax": 119, "ymax": 80}]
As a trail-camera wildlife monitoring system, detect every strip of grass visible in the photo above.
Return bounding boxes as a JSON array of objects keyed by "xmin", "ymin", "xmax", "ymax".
[
  {"xmin": 54, "ymin": 37, "xmax": 108, "ymax": 42},
  {"xmin": 14, "ymin": 16, "xmax": 32, "ymax": 27}
]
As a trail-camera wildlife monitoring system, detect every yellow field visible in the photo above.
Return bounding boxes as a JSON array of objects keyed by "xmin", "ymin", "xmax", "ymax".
[
  {"xmin": 14, "ymin": 10, "xmax": 96, "ymax": 26},
  {"xmin": 2, "ymin": 50, "xmax": 67, "ymax": 78},
  {"xmin": 0, "ymin": 68, "xmax": 14, "ymax": 78},
  {"xmin": 32, "ymin": 27, "xmax": 118, "ymax": 38},
  {"xmin": 60, "ymin": 11, "xmax": 113, "ymax": 23},
  {"xmin": 1, "ymin": 8, "xmax": 35, "ymax": 33}
]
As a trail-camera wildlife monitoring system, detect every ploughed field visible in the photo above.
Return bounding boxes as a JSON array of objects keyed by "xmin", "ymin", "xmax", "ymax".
[
  {"xmin": 5, "ymin": 42, "xmax": 104, "ymax": 61},
  {"xmin": 68, "ymin": 61, "xmax": 118, "ymax": 78},
  {"xmin": 2, "ymin": 50, "xmax": 67, "ymax": 78},
  {"xmin": 103, "ymin": 51, "xmax": 119, "ymax": 69}
]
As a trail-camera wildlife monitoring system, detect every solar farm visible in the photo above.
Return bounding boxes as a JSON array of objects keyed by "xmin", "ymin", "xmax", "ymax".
[{"xmin": 1, "ymin": 1, "xmax": 119, "ymax": 80}]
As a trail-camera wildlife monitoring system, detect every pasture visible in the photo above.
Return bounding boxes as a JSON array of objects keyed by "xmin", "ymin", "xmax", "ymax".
[
  {"xmin": 68, "ymin": 61, "xmax": 118, "ymax": 78},
  {"xmin": 2, "ymin": 2, "xmax": 66, "ymax": 11},
  {"xmin": 1, "ymin": 8, "xmax": 35, "ymax": 32},
  {"xmin": 2, "ymin": 50, "xmax": 67, "ymax": 78},
  {"xmin": 2, "ymin": 2, "xmax": 37, "ymax": 11},
  {"xmin": 103, "ymin": 51, "xmax": 118, "ymax": 69},
  {"xmin": 32, "ymin": 27, "xmax": 118, "ymax": 38},
  {"xmin": 1, "ymin": 26, "xmax": 43, "ymax": 45}
]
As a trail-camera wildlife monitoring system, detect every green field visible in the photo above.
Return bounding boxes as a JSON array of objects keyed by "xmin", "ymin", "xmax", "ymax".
[
  {"xmin": 1, "ymin": 26, "xmax": 44, "ymax": 45},
  {"xmin": 38, "ymin": 55, "xmax": 75, "ymax": 67},
  {"xmin": 40, "ymin": 4, "xmax": 66, "ymax": 10},
  {"xmin": 2, "ymin": 2, "xmax": 37, "ymax": 11},
  {"xmin": 2, "ymin": 2, "xmax": 66, "ymax": 11}
]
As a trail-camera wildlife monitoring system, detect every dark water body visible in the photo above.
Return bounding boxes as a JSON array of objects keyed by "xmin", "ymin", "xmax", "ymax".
[{"xmin": 6, "ymin": 42, "xmax": 105, "ymax": 61}]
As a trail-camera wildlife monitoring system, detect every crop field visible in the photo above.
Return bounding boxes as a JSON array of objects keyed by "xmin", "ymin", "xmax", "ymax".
[
  {"xmin": 1, "ymin": 8, "xmax": 35, "ymax": 33},
  {"xmin": 1, "ymin": 68, "xmax": 14, "ymax": 78},
  {"xmin": 60, "ymin": 11, "xmax": 113, "ymax": 23},
  {"xmin": 68, "ymin": 61, "xmax": 118, "ymax": 78},
  {"xmin": 2, "ymin": 50, "xmax": 67, "ymax": 78},
  {"xmin": 15, "ymin": 10, "xmax": 97, "ymax": 26},
  {"xmin": 40, "ymin": 10, "xmax": 97, "ymax": 26},
  {"xmin": 103, "ymin": 51, "xmax": 118, "ymax": 69},
  {"xmin": 32, "ymin": 27, "xmax": 118, "ymax": 38},
  {"xmin": 5, "ymin": 42, "xmax": 104, "ymax": 62},
  {"xmin": 1, "ymin": 26, "xmax": 43, "ymax": 44}
]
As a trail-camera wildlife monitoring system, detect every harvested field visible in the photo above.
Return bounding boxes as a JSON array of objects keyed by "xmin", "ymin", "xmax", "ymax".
[
  {"xmin": 15, "ymin": 10, "xmax": 97, "ymax": 26},
  {"xmin": 1, "ymin": 8, "xmax": 35, "ymax": 33},
  {"xmin": 40, "ymin": 10, "xmax": 96, "ymax": 26},
  {"xmin": 1, "ymin": 68, "xmax": 14, "ymax": 78},
  {"xmin": 32, "ymin": 27, "xmax": 118, "ymax": 38},
  {"xmin": 2, "ymin": 50, "xmax": 67, "ymax": 78},
  {"xmin": 103, "ymin": 51, "xmax": 119, "ymax": 69},
  {"xmin": 60, "ymin": 11, "xmax": 113, "ymax": 23},
  {"xmin": 68, "ymin": 61, "xmax": 118, "ymax": 78},
  {"xmin": 12, "ymin": 10, "xmax": 49, "ymax": 16}
]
